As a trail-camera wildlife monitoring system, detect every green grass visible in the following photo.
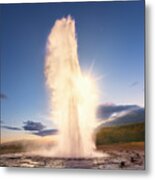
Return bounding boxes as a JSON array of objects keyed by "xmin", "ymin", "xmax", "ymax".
[
  {"xmin": 97, "ymin": 142, "xmax": 144, "ymax": 151},
  {"xmin": 96, "ymin": 122, "xmax": 145, "ymax": 146},
  {"xmin": 0, "ymin": 122, "xmax": 145, "ymax": 155},
  {"xmin": 0, "ymin": 143, "xmax": 26, "ymax": 155}
]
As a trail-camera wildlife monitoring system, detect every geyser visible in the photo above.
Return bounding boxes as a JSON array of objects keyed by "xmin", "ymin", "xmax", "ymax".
[{"xmin": 45, "ymin": 16, "xmax": 99, "ymax": 157}]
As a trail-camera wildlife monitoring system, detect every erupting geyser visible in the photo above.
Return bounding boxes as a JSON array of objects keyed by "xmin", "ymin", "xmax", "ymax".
[{"xmin": 45, "ymin": 16, "xmax": 99, "ymax": 157}]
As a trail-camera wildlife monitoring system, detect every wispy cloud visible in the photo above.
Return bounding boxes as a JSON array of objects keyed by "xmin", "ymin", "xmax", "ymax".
[
  {"xmin": 0, "ymin": 120, "xmax": 3, "ymax": 124},
  {"xmin": 2, "ymin": 125, "xmax": 21, "ymax": 131},
  {"xmin": 0, "ymin": 93, "xmax": 7, "ymax": 100},
  {"xmin": 33, "ymin": 129, "xmax": 58, "ymax": 137},
  {"xmin": 130, "ymin": 81, "xmax": 139, "ymax": 87}
]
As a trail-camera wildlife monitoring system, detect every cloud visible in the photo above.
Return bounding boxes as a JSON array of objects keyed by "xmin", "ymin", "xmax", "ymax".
[
  {"xmin": 1, "ymin": 120, "xmax": 57, "ymax": 137},
  {"xmin": 0, "ymin": 93, "xmax": 7, "ymax": 100},
  {"xmin": 2, "ymin": 125, "xmax": 21, "ymax": 131},
  {"xmin": 33, "ymin": 129, "xmax": 58, "ymax": 137},
  {"xmin": 23, "ymin": 121, "xmax": 45, "ymax": 131},
  {"xmin": 130, "ymin": 81, "xmax": 139, "ymax": 87},
  {"xmin": 22, "ymin": 121, "xmax": 58, "ymax": 137},
  {"xmin": 0, "ymin": 120, "xmax": 3, "ymax": 124},
  {"xmin": 97, "ymin": 104, "xmax": 139, "ymax": 120}
]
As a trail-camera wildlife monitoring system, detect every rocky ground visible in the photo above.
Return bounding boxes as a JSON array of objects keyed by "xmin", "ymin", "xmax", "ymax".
[{"xmin": 0, "ymin": 149, "xmax": 144, "ymax": 170}]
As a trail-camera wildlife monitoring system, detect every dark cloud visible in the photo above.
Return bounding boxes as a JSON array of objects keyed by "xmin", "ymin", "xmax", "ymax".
[
  {"xmin": 23, "ymin": 121, "xmax": 45, "ymax": 131},
  {"xmin": 130, "ymin": 81, "xmax": 139, "ymax": 87},
  {"xmin": 1, "ymin": 120, "xmax": 57, "ymax": 137},
  {"xmin": 97, "ymin": 104, "xmax": 140, "ymax": 120},
  {"xmin": 33, "ymin": 129, "xmax": 58, "ymax": 137},
  {"xmin": 22, "ymin": 121, "xmax": 58, "ymax": 137},
  {"xmin": 2, "ymin": 125, "xmax": 21, "ymax": 131},
  {"xmin": 0, "ymin": 120, "xmax": 3, "ymax": 124},
  {"xmin": 0, "ymin": 93, "xmax": 7, "ymax": 100}
]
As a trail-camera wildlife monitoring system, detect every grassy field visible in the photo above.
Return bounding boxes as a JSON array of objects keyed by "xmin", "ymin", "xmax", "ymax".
[
  {"xmin": 97, "ymin": 141, "xmax": 144, "ymax": 151},
  {"xmin": 96, "ymin": 122, "xmax": 145, "ymax": 145},
  {"xmin": 0, "ymin": 143, "xmax": 25, "ymax": 155},
  {"xmin": 0, "ymin": 122, "xmax": 145, "ymax": 155}
]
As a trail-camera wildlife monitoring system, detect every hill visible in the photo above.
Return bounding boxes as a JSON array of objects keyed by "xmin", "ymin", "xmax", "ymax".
[
  {"xmin": 96, "ymin": 122, "xmax": 145, "ymax": 145},
  {"xmin": 97, "ymin": 105, "xmax": 145, "ymax": 127}
]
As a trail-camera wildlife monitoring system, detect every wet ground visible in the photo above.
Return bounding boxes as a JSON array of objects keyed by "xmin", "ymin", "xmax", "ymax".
[{"xmin": 0, "ymin": 150, "xmax": 144, "ymax": 170}]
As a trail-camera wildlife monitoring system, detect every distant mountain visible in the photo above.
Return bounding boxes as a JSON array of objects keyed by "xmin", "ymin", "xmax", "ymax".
[
  {"xmin": 97, "ymin": 104, "xmax": 145, "ymax": 128},
  {"xmin": 97, "ymin": 104, "xmax": 140, "ymax": 120}
]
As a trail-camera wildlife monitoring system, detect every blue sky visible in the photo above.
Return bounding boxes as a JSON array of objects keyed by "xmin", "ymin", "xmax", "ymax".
[{"xmin": 0, "ymin": 1, "xmax": 144, "ymax": 142}]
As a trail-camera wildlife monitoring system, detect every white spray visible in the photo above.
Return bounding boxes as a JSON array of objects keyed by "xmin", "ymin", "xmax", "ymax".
[{"xmin": 45, "ymin": 16, "xmax": 99, "ymax": 157}]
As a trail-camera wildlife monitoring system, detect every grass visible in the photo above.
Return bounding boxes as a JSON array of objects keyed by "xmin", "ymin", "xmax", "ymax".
[
  {"xmin": 0, "ymin": 143, "xmax": 26, "ymax": 155},
  {"xmin": 97, "ymin": 141, "xmax": 144, "ymax": 151},
  {"xmin": 96, "ymin": 122, "xmax": 145, "ymax": 146},
  {"xmin": 0, "ymin": 122, "xmax": 145, "ymax": 155}
]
